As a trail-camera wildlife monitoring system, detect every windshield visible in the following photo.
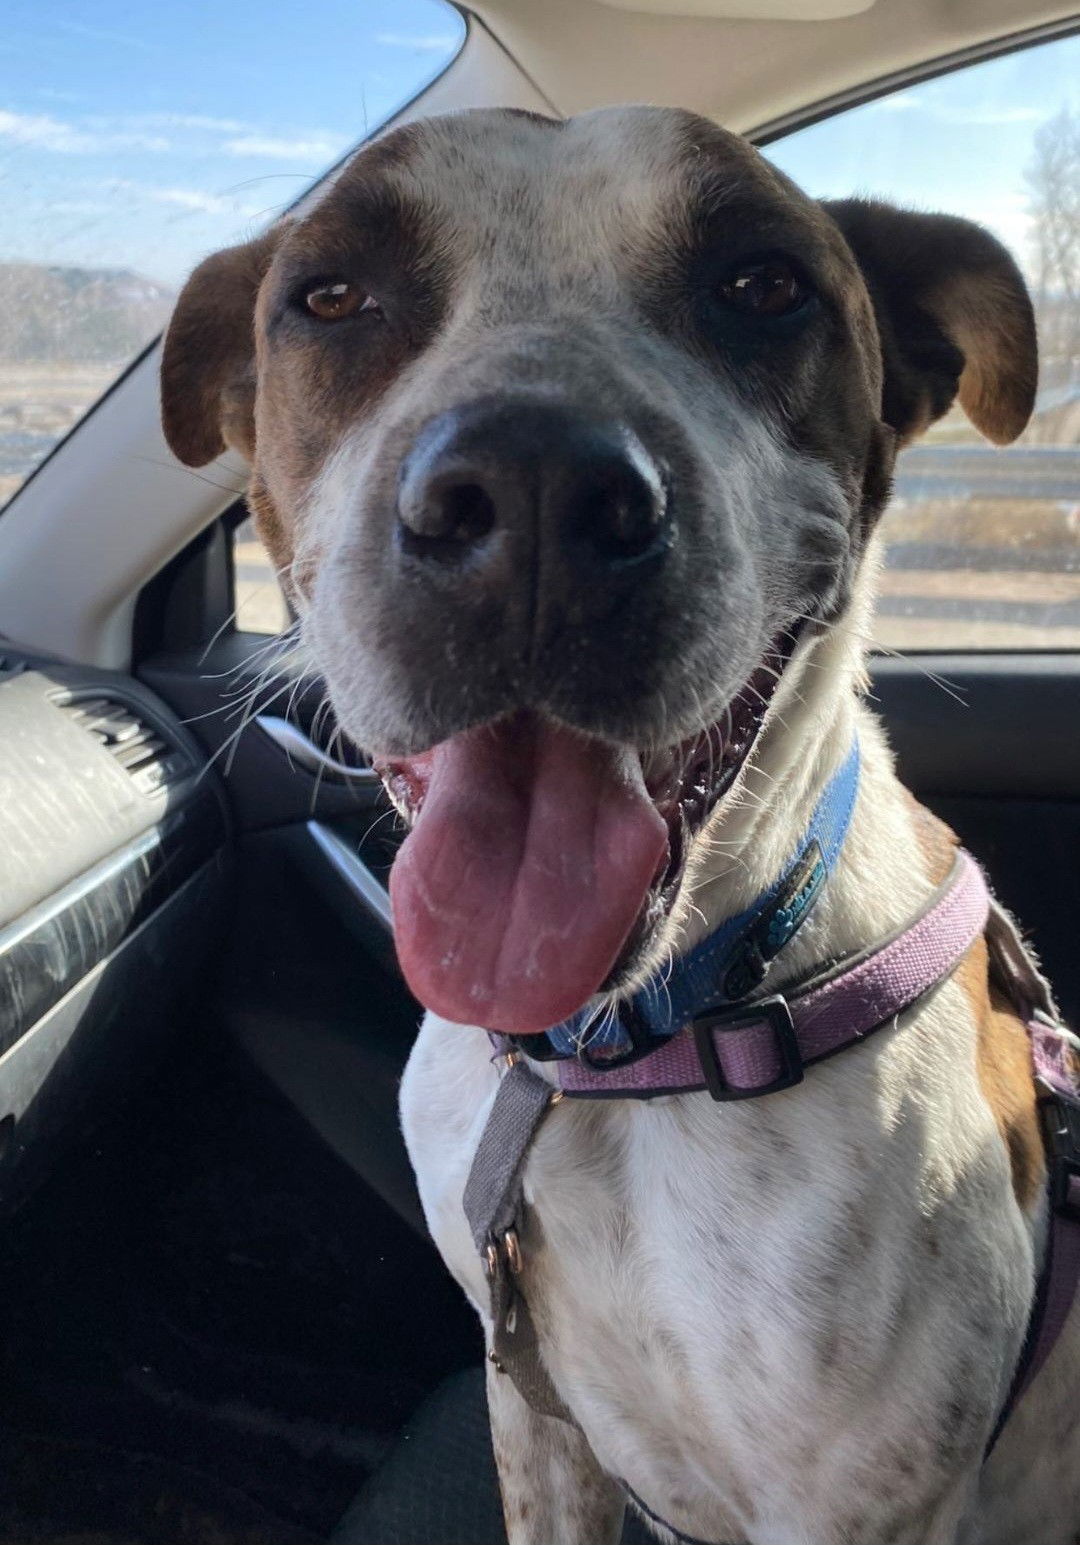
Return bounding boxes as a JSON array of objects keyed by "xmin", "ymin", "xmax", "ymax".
[{"xmin": 0, "ymin": 0, "xmax": 465, "ymax": 508}]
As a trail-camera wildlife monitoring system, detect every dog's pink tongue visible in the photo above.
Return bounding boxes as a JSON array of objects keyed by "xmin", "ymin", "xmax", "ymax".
[{"xmin": 389, "ymin": 717, "xmax": 667, "ymax": 1034}]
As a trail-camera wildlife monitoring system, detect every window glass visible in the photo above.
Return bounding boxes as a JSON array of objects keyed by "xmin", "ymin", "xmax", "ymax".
[
  {"xmin": 234, "ymin": 516, "xmax": 290, "ymax": 635},
  {"xmin": 0, "ymin": 0, "xmax": 465, "ymax": 510},
  {"xmin": 765, "ymin": 34, "xmax": 1080, "ymax": 650}
]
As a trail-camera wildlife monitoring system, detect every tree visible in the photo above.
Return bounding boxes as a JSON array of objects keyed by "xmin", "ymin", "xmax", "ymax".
[{"xmin": 1025, "ymin": 106, "xmax": 1080, "ymax": 444}]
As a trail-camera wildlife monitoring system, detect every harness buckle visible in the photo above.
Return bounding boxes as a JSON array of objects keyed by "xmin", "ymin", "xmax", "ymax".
[
  {"xmin": 579, "ymin": 1000, "xmax": 656, "ymax": 1071},
  {"xmin": 692, "ymin": 994, "xmax": 804, "ymax": 1102},
  {"xmin": 1040, "ymin": 1090, "xmax": 1080, "ymax": 1224}
]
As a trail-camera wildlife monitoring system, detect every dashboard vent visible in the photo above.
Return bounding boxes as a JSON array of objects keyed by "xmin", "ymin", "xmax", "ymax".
[{"xmin": 56, "ymin": 695, "xmax": 191, "ymax": 796}]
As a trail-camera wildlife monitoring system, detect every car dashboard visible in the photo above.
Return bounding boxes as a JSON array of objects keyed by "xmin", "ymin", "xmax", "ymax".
[{"xmin": 0, "ymin": 649, "xmax": 228, "ymax": 1207}]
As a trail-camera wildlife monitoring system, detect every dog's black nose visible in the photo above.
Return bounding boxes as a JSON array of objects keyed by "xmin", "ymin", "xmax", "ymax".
[{"xmin": 396, "ymin": 400, "xmax": 670, "ymax": 569}]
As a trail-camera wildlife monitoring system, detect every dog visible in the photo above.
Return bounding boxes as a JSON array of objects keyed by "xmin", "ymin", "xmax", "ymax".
[{"xmin": 161, "ymin": 106, "xmax": 1080, "ymax": 1545}]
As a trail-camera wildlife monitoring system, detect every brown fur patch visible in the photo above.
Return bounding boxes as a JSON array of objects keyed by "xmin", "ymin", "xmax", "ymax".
[
  {"xmin": 906, "ymin": 791, "xmax": 1043, "ymax": 1213},
  {"xmin": 824, "ymin": 199, "xmax": 1037, "ymax": 449},
  {"xmin": 962, "ymin": 938, "xmax": 1045, "ymax": 1214},
  {"xmin": 926, "ymin": 272, "xmax": 1039, "ymax": 447},
  {"xmin": 246, "ymin": 476, "xmax": 295, "ymax": 590},
  {"xmin": 161, "ymin": 225, "xmax": 285, "ymax": 466},
  {"xmin": 903, "ymin": 792, "xmax": 958, "ymax": 889}
]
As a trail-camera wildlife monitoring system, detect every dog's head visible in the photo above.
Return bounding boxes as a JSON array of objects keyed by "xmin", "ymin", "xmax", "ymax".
[{"xmin": 162, "ymin": 106, "xmax": 1036, "ymax": 1034}]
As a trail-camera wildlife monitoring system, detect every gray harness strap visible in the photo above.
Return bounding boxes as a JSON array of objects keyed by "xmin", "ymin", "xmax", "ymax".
[
  {"xmin": 463, "ymin": 1056, "xmax": 572, "ymax": 1422},
  {"xmin": 985, "ymin": 896, "xmax": 1061, "ymax": 1022}
]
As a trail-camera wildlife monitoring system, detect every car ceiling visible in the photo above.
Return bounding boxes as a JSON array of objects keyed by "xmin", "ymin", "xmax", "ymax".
[{"xmin": 470, "ymin": 0, "xmax": 1079, "ymax": 132}]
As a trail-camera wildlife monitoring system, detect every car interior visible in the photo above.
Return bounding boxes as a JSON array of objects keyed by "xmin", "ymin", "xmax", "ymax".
[{"xmin": 0, "ymin": 1, "xmax": 1078, "ymax": 1541}]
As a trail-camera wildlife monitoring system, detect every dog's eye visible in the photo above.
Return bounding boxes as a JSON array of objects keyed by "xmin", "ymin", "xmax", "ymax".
[
  {"xmin": 717, "ymin": 260, "xmax": 808, "ymax": 318},
  {"xmin": 303, "ymin": 281, "xmax": 377, "ymax": 321}
]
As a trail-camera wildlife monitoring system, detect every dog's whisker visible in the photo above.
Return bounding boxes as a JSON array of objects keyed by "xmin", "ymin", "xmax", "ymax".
[
  {"xmin": 133, "ymin": 454, "xmax": 247, "ymax": 497},
  {"xmin": 195, "ymin": 677, "xmax": 290, "ymax": 783},
  {"xmin": 573, "ymin": 997, "xmax": 621, "ymax": 1055},
  {"xmin": 868, "ymin": 640, "xmax": 968, "ymax": 707},
  {"xmin": 212, "ymin": 645, "xmax": 310, "ymax": 777},
  {"xmin": 358, "ymin": 802, "xmax": 404, "ymax": 848}
]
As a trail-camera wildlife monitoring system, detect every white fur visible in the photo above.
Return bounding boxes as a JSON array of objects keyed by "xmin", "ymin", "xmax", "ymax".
[
  {"xmin": 401, "ymin": 582, "xmax": 1080, "ymax": 1545},
  {"xmin": 164, "ymin": 100, "xmax": 1072, "ymax": 1540}
]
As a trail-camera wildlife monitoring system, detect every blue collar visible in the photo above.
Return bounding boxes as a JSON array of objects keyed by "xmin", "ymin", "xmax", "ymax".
[{"xmin": 534, "ymin": 741, "xmax": 861, "ymax": 1066}]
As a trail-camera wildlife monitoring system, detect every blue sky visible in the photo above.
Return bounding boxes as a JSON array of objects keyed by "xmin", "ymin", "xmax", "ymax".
[
  {"xmin": 0, "ymin": 0, "xmax": 465, "ymax": 285},
  {"xmin": 765, "ymin": 32, "xmax": 1080, "ymax": 282},
  {"xmin": 1, "ymin": 10, "xmax": 1075, "ymax": 289}
]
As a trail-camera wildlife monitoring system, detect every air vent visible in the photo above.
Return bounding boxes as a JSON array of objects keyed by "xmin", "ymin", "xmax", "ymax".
[{"xmin": 56, "ymin": 694, "xmax": 191, "ymax": 796}]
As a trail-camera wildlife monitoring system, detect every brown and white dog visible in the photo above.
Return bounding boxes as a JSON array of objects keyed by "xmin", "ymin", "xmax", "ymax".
[{"xmin": 161, "ymin": 107, "xmax": 1080, "ymax": 1544}]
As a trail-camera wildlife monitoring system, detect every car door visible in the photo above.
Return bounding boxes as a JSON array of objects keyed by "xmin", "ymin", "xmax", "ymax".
[
  {"xmin": 136, "ymin": 522, "xmax": 428, "ymax": 1226},
  {"xmin": 0, "ymin": 0, "xmax": 495, "ymax": 1215}
]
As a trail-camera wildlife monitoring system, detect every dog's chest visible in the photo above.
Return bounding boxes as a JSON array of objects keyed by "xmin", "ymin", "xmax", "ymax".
[{"xmin": 401, "ymin": 1009, "xmax": 1024, "ymax": 1543}]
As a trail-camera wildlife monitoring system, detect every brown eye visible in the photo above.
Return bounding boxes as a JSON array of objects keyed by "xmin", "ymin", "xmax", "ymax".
[
  {"xmin": 718, "ymin": 260, "xmax": 808, "ymax": 318},
  {"xmin": 303, "ymin": 281, "xmax": 375, "ymax": 321}
]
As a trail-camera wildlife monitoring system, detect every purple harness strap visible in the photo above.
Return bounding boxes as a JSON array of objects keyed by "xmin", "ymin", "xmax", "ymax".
[
  {"xmin": 983, "ymin": 905, "xmax": 1080, "ymax": 1452},
  {"xmin": 550, "ymin": 851, "xmax": 1080, "ymax": 1448},
  {"xmin": 477, "ymin": 847, "xmax": 1080, "ymax": 1470},
  {"xmin": 556, "ymin": 849, "xmax": 989, "ymax": 1099}
]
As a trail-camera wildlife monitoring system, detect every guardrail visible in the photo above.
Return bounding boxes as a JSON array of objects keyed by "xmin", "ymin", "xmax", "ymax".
[{"xmin": 895, "ymin": 445, "xmax": 1080, "ymax": 504}]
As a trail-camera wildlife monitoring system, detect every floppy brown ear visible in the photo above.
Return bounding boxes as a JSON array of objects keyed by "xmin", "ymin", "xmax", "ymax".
[
  {"xmin": 822, "ymin": 199, "xmax": 1037, "ymax": 447},
  {"xmin": 160, "ymin": 225, "xmax": 285, "ymax": 467}
]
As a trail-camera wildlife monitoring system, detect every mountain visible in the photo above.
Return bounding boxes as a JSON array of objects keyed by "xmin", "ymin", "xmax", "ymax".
[{"xmin": 0, "ymin": 262, "xmax": 175, "ymax": 365}]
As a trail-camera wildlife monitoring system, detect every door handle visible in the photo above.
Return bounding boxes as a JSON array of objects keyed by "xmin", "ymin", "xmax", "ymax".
[
  {"xmin": 305, "ymin": 821, "xmax": 393, "ymax": 934},
  {"xmin": 256, "ymin": 715, "xmax": 379, "ymax": 785}
]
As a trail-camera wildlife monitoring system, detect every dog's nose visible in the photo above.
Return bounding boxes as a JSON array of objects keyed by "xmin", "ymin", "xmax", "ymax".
[{"xmin": 396, "ymin": 401, "xmax": 670, "ymax": 569}]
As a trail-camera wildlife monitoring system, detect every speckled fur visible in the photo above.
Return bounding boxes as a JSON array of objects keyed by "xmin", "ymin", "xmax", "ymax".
[
  {"xmin": 381, "ymin": 117, "xmax": 1074, "ymax": 1545},
  {"xmin": 158, "ymin": 104, "xmax": 1074, "ymax": 1545},
  {"xmin": 403, "ymin": 590, "xmax": 1080, "ymax": 1544}
]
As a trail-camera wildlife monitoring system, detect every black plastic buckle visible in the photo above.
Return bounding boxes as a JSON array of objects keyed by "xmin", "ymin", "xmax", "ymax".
[
  {"xmin": 508, "ymin": 1032, "xmax": 562, "ymax": 1062},
  {"xmin": 1040, "ymin": 1091, "xmax": 1080, "ymax": 1223},
  {"xmin": 692, "ymin": 995, "xmax": 804, "ymax": 1102},
  {"xmin": 580, "ymin": 1001, "xmax": 657, "ymax": 1072}
]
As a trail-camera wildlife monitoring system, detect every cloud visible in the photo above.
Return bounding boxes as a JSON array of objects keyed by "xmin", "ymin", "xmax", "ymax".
[
  {"xmin": 36, "ymin": 87, "xmax": 85, "ymax": 106},
  {"xmin": 89, "ymin": 111, "xmax": 256, "ymax": 135},
  {"xmin": 0, "ymin": 108, "xmax": 169, "ymax": 153},
  {"xmin": 150, "ymin": 187, "xmax": 245, "ymax": 215},
  {"xmin": 867, "ymin": 91, "xmax": 924, "ymax": 114},
  {"xmin": 53, "ymin": 18, "xmax": 159, "ymax": 53},
  {"xmin": 224, "ymin": 133, "xmax": 346, "ymax": 161},
  {"xmin": 0, "ymin": 109, "xmax": 91, "ymax": 152},
  {"xmin": 101, "ymin": 178, "xmax": 265, "ymax": 219},
  {"xmin": 941, "ymin": 106, "xmax": 1042, "ymax": 126},
  {"xmin": 50, "ymin": 198, "xmax": 111, "ymax": 215},
  {"xmin": 0, "ymin": 100, "xmax": 358, "ymax": 183},
  {"xmin": 865, "ymin": 91, "xmax": 1042, "ymax": 127},
  {"xmin": 0, "ymin": 105, "xmax": 350, "ymax": 163},
  {"xmin": 375, "ymin": 31, "xmax": 459, "ymax": 51},
  {"xmin": 153, "ymin": 113, "xmax": 253, "ymax": 133}
]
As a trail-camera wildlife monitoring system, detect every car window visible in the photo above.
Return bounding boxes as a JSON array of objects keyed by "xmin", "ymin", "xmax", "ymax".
[
  {"xmin": 234, "ymin": 516, "xmax": 291, "ymax": 635},
  {"xmin": 764, "ymin": 32, "xmax": 1080, "ymax": 651},
  {"xmin": 0, "ymin": 0, "xmax": 465, "ymax": 513}
]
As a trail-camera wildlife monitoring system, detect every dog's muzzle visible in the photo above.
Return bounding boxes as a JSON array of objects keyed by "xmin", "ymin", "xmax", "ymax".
[{"xmin": 396, "ymin": 398, "xmax": 672, "ymax": 583}]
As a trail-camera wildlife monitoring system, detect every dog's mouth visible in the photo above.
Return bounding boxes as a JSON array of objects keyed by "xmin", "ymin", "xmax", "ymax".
[{"xmin": 375, "ymin": 633, "xmax": 796, "ymax": 1034}]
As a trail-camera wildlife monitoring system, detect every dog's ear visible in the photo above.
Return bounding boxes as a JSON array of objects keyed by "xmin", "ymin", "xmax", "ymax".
[
  {"xmin": 161, "ymin": 225, "xmax": 286, "ymax": 467},
  {"xmin": 822, "ymin": 198, "xmax": 1037, "ymax": 447}
]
